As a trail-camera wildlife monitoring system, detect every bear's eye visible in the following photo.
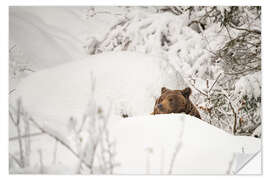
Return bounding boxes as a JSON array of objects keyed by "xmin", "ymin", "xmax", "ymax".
[{"xmin": 168, "ymin": 98, "xmax": 173, "ymax": 102}]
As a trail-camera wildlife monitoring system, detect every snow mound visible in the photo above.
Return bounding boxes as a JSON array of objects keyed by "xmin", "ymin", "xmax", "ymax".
[
  {"xmin": 109, "ymin": 114, "xmax": 261, "ymax": 174},
  {"xmin": 14, "ymin": 52, "xmax": 186, "ymax": 139}
]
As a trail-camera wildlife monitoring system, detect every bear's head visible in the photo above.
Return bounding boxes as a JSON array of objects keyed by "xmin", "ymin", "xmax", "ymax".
[{"xmin": 153, "ymin": 87, "xmax": 192, "ymax": 114}]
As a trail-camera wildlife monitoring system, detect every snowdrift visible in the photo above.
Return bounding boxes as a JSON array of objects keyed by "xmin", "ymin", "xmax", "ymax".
[
  {"xmin": 10, "ymin": 113, "xmax": 261, "ymax": 174},
  {"xmin": 109, "ymin": 114, "xmax": 261, "ymax": 174},
  {"xmin": 14, "ymin": 52, "xmax": 186, "ymax": 139}
]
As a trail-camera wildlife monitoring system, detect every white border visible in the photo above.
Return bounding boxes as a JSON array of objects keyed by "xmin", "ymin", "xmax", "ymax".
[
  {"xmin": 8, "ymin": 0, "xmax": 263, "ymax": 6},
  {"xmin": 1, "ymin": 0, "xmax": 269, "ymax": 180},
  {"xmin": 0, "ymin": 0, "xmax": 9, "ymax": 179}
]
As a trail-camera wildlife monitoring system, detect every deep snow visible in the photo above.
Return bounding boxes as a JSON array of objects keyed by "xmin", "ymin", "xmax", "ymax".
[
  {"xmin": 12, "ymin": 52, "xmax": 261, "ymax": 174},
  {"xmin": 13, "ymin": 52, "xmax": 186, "ymax": 140},
  {"xmin": 9, "ymin": 6, "xmax": 261, "ymax": 175},
  {"xmin": 109, "ymin": 114, "xmax": 260, "ymax": 174}
]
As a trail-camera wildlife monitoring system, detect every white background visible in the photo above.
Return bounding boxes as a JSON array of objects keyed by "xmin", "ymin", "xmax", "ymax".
[{"xmin": 1, "ymin": 0, "xmax": 268, "ymax": 179}]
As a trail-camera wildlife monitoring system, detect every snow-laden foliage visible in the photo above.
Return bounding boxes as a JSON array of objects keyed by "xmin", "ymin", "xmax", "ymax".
[
  {"xmin": 84, "ymin": 6, "xmax": 261, "ymax": 136},
  {"xmin": 88, "ymin": 11, "xmax": 214, "ymax": 79}
]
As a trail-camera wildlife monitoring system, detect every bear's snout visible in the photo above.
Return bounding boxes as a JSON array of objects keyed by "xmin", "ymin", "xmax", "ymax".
[{"xmin": 157, "ymin": 104, "xmax": 163, "ymax": 109}]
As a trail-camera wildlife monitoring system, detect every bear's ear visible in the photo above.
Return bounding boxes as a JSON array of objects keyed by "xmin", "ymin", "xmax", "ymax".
[
  {"xmin": 161, "ymin": 87, "xmax": 169, "ymax": 94},
  {"xmin": 182, "ymin": 87, "xmax": 192, "ymax": 99}
]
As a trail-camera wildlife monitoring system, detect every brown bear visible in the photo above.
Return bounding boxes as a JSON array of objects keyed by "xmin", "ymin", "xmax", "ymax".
[{"xmin": 152, "ymin": 87, "xmax": 201, "ymax": 119}]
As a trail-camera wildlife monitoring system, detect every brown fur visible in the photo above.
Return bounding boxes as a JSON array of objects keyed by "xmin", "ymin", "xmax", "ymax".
[{"xmin": 152, "ymin": 87, "xmax": 201, "ymax": 119}]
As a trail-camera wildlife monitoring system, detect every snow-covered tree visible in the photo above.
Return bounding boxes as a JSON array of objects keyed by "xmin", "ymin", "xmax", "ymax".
[{"xmin": 84, "ymin": 6, "xmax": 261, "ymax": 136}]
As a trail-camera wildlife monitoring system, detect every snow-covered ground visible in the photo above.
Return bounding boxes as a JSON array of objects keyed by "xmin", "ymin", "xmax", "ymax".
[
  {"xmin": 9, "ymin": 112, "xmax": 261, "ymax": 174},
  {"xmin": 10, "ymin": 51, "xmax": 261, "ymax": 174},
  {"xmin": 9, "ymin": 6, "xmax": 261, "ymax": 174},
  {"xmin": 12, "ymin": 52, "xmax": 185, "ymax": 138},
  {"xmin": 110, "ymin": 114, "xmax": 260, "ymax": 174}
]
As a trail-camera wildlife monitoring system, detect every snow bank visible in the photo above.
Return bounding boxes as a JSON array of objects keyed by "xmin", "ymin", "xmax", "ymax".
[
  {"xmin": 109, "ymin": 114, "xmax": 261, "ymax": 174},
  {"xmin": 10, "ymin": 113, "xmax": 260, "ymax": 174},
  {"xmin": 14, "ymin": 52, "xmax": 186, "ymax": 141}
]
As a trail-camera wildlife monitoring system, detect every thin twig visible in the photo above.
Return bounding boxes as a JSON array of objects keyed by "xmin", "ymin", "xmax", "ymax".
[
  {"xmin": 9, "ymin": 153, "xmax": 23, "ymax": 168},
  {"xmin": 9, "ymin": 132, "xmax": 44, "ymax": 141},
  {"xmin": 168, "ymin": 142, "xmax": 182, "ymax": 174},
  {"xmin": 190, "ymin": 84, "xmax": 208, "ymax": 97},
  {"xmin": 209, "ymin": 73, "xmax": 222, "ymax": 94},
  {"xmin": 20, "ymin": 68, "xmax": 35, "ymax": 73},
  {"xmin": 229, "ymin": 23, "xmax": 261, "ymax": 35},
  {"xmin": 9, "ymin": 110, "xmax": 16, "ymax": 125},
  {"xmin": 38, "ymin": 149, "xmax": 44, "ymax": 173},
  {"xmin": 9, "ymin": 44, "xmax": 16, "ymax": 52},
  {"xmin": 16, "ymin": 100, "xmax": 24, "ymax": 167},
  {"xmin": 226, "ymin": 153, "xmax": 236, "ymax": 174},
  {"xmin": 225, "ymin": 25, "xmax": 233, "ymax": 40},
  {"xmin": 9, "ymin": 89, "xmax": 16, "ymax": 95},
  {"xmin": 52, "ymin": 139, "xmax": 58, "ymax": 165},
  {"xmin": 24, "ymin": 116, "xmax": 31, "ymax": 167},
  {"xmin": 224, "ymin": 95, "xmax": 238, "ymax": 135},
  {"xmin": 28, "ymin": 117, "xmax": 93, "ymax": 170}
]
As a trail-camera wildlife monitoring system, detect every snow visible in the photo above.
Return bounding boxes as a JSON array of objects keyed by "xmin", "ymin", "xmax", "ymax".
[
  {"xmin": 14, "ymin": 52, "xmax": 186, "ymax": 142},
  {"xmin": 9, "ymin": 6, "xmax": 121, "ymax": 70},
  {"xmin": 9, "ymin": 112, "xmax": 261, "ymax": 174},
  {"xmin": 109, "ymin": 114, "xmax": 260, "ymax": 174},
  {"xmin": 95, "ymin": 10, "xmax": 229, "ymax": 82},
  {"xmin": 9, "ymin": 6, "xmax": 261, "ymax": 174},
  {"xmin": 12, "ymin": 51, "xmax": 261, "ymax": 174},
  {"xmin": 9, "ymin": 135, "xmax": 79, "ymax": 174},
  {"xmin": 235, "ymin": 72, "xmax": 261, "ymax": 98}
]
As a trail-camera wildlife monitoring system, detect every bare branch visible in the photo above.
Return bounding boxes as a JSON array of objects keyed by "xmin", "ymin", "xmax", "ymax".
[
  {"xmin": 228, "ymin": 23, "xmax": 261, "ymax": 35},
  {"xmin": 190, "ymin": 84, "xmax": 208, "ymax": 97},
  {"xmin": 9, "ymin": 89, "xmax": 16, "ymax": 95},
  {"xmin": 28, "ymin": 117, "xmax": 93, "ymax": 170},
  {"xmin": 209, "ymin": 73, "xmax": 222, "ymax": 93},
  {"xmin": 9, "ymin": 132, "xmax": 44, "ymax": 141},
  {"xmin": 10, "ymin": 99, "xmax": 25, "ymax": 167},
  {"xmin": 168, "ymin": 142, "xmax": 182, "ymax": 174},
  {"xmin": 9, "ymin": 153, "xmax": 23, "ymax": 168}
]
